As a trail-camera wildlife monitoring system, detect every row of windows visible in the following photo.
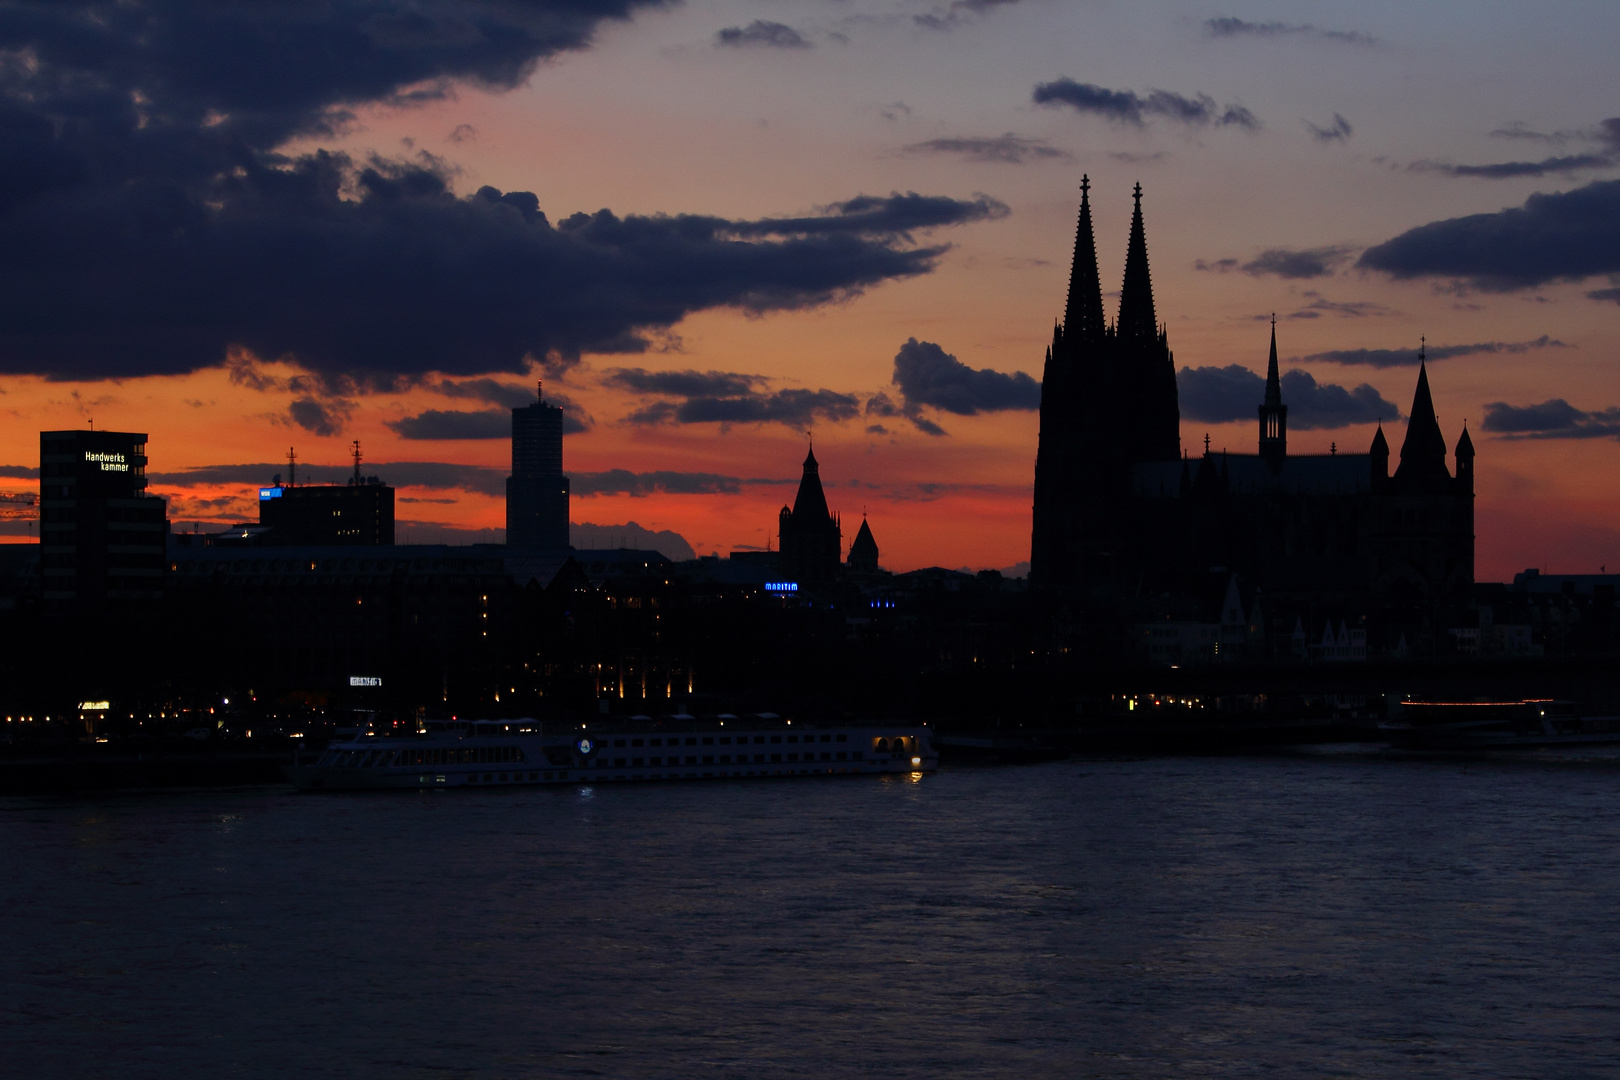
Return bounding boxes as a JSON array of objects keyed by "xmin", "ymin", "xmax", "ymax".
[
  {"xmin": 594, "ymin": 751, "xmax": 862, "ymax": 768},
  {"xmin": 329, "ymin": 746, "xmax": 526, "ymax": 768},
  {"xmin": 604, "ymin": 733, "xmax": 848, "ymax": 749}
]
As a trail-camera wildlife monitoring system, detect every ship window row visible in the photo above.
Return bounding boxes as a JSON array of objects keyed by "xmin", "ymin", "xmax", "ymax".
[
  {"xmin": 607, "ymin": 733, "xmax": 848, "ymax": 748},
  {"xmin": 595, "ymin": 752, "xmax": 861, "ymax": 768},
  {"xmin": 325, "ymin": 746, "xmax": 526, "ymax": 768}
]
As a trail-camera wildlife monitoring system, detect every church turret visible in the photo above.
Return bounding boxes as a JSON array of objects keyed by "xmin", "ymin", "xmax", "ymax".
[
  {"xmin": 1394, "ymin": 344, "xmax": 1451, "ymax": 487},
  {"xmin": 1258, "ymin": 316, "xmax": 1288, "ymax": 465},
  {"xmin": 1370, "ymin": 422, "xmax": 1390, "ymax": 482}
]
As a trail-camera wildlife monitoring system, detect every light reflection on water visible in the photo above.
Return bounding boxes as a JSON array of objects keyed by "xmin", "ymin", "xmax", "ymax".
[{"xmin": 4, "ymin": 751, "xmax": 1620, "ymax": 1078}]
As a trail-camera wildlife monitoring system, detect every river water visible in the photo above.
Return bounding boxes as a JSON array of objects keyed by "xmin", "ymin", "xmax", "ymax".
[{"xmin": 4, "ymin": 748, "xmax": 1619, "ymax": 1078}]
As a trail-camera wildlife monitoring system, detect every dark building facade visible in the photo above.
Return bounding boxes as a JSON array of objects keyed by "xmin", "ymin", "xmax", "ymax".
[
  {"xmin": 1030, "ymin": 178, "xmax": 1474, "ymax": 638},
  {"xmin": 39, "ymin": 429, "xmax": 167, "ymax": 614},
  {"xmin": 779, "ymin": 448, "xmax": 842, "ymax": 585},
  {"xmin": 507, "ymin": 385, "xmax": 570, "ymax": 550},
  {"xmin": 259, "ymin": 479, "xmax": 394, "ymax": 545}
]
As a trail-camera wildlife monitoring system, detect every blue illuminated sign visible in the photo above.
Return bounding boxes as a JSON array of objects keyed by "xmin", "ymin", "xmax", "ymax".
[
  {"xmin": 764, "ymin": 582, "xmax": 798, "ymax": 593},
  {"xmin": 259, "ymin": 487, "xmax": 283, "ymax": 500}
]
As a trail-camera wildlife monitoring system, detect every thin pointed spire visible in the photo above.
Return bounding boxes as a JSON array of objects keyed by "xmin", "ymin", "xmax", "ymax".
[
  {"xmin": 1117, "ymin": 182, "xmax": 1158, "ymax": 342},
  {"xmin": 1062, "ymin": 175, "xmax": 1105, "ymax": 339},
  {"xmin": 1264, "ymin": 313, "xmax": 1282, "ymax": 407}
]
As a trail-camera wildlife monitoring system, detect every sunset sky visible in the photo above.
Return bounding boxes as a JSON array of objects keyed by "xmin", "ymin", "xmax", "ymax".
[{"xmin": 1, "ymin": 1, "xmax": 1617, "ymax": 579}]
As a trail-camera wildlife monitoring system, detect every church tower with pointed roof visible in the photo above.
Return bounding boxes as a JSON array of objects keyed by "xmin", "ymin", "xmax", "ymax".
[
  {"xmin": 847, "ymin": 515, "xmax": 879, "ymax": 575},
  {"xmin": 778, "ymin": 445, "xmax": 842, "ymax": 585}
]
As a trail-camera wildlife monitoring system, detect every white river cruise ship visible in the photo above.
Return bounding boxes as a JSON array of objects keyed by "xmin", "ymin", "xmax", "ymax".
[{"xmin": 288, "ymin": 713, "xmax": 937, "ymax": 791}]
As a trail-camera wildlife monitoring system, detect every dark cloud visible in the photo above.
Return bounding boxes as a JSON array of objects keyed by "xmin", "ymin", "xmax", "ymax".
[
  {"xmin": 434, "ymin": 377, "xmax": 540, "ymax": 409},
  {"xmin": 1242, "ymin": 247, "xmax": 1353, "ymax": 279},
  {"xmin": 1307, "ymin": 114, "xmax": 1353, "ymax": 143},
  {"xmin": 715, "ymin": 20, "xmax": 811, "ymax": 49},
  {"xmin": 431, "ymin": 378, "xmax": 591, "ymax": 432},
  {"xmin": 0, "ymin": 3, "xmax": 1000, "ymax": 386},
  {"xmin": 1411, "ymin": 154, "xmax": 1614, "ymax": 179},
  {"xmin": 901, "ymin": 134, "xmax": 1071, "ymax": 165},
  {"xmin": 876, "ymin": 338, "xmax": 1038, "ymax": 436},
  {"xmin": 1034, "ymin": 79, "xmax": 1259, "ymax": 130},
  {"xmin": 1288, "ymin": 293, "xmax": 1394, "ymax": 319},
  {"xmin": 386, "ymin": 408, "xmax": 509, "ymax": 440},
  {"xmin": 627, "ymin": 388, "xmax": 860, "ymax": 428},
  {"xmin": 0, "ymin": 465, "xmax": 39, "ymax": 480},
  {"xmin": 1203, "ymin": 18, "xmax": 1376, "ymax": 45},
  {"xmin": 571, "ymin": 470, "xmax": 779, "ymax": 497},
  {"xmin": 1482, "ymin": 399, "xmax": 1620, "ymax": 439},
  {"xmin": 1280, "ymin": 371, "xmax": 1402, "ymax": 429},
  {"xmin": 1588, "ymin": 287, "xmax": 1620, "ymax": 304},
  {"xmin": 727, "ymin": 192, "xmax": 1009, "ymax": 240},
  {"xmin": 607, "ymin": 367, "xmax": 861, "ymax": 429},
  {"xmin": 1298, "ymin": 335, "xmax": 1570, "ymax": 368},
  {"xmin": 1177, "ymin": 366, "xmax": 1400, "ymax": 430},
  {"xmin": 915, "ymin": 0, "xmax": 1025, "ymax": 31},
  {"xmin": 287, "ymin": 398, "xmax": 350, "ymax": 436},
  {"xmin": 1413, "ymin": 118, "xmax": 1620, "ymax": 179},
  {"xmin": 605, "ymin": 369, "xmax": 764, "ymax": 398},
  {"xmin": 1358, "ymin": 179, "xmax": 1620, "ymax": 290}
]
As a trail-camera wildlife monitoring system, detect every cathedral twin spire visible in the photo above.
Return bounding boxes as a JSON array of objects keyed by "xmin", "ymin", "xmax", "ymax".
[{"xmin": 1061, "ymin": 177, "xmax": 1159, "ymax": 342}]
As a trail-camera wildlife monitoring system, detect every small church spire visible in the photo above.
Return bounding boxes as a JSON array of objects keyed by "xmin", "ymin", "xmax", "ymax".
[
  {"xmin": 1259, "ymin": 316, "xmax": 1287, "ymax": 463},
  {"xmin": 1117, "ymin": 182, "xmax": 1158, "ymax": 342},
  {"xmin": 1264, "ymin": 314, "xmax": 1282, "ymax": 407},
  {"xmin": 1062, "ymin": 174, "xmax": 1106, "ymax": 340}
]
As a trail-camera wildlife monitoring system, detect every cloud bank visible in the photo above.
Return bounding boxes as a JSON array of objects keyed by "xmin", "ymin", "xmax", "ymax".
[
  {"xmin": 901, "ymin": 134, "xmax": 1071, "ymax": 165},
  {"xmin": 715, "ymin": 21, "xmax": 811, "ymax": 49},
  {"xmin": 0, "ymin": 2, "xmax": 1004, "ymax": 388},
  {"xmin": 1482, "ymin": 399, "xmax": 1620, "ymax": 439},
  {"xmin": 605, "ymin": 368, "xmax": 862, "ymax": 429},
  {"xmin": 1177, "ymin": 366, "xmax": 1401, "ymax": 430},
  {"xmin": 1359, "ymin": 179, "xmax": 1620, "ymax": 290},
  {"xmin": 1033, "ymin": 79, "xmax": 1259, "ymax": 130},
  {"xmin": 1298, "ymin": 335, "xmax": 1569, "ymax": 368}
]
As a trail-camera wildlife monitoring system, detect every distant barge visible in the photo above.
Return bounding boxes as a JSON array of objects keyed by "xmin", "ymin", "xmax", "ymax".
[
  {"xmin": 288, "ymin": 714, "xmax": 937, "ymax": 791},
  {"xmin": 1380, "ymin": 700, "xmax": 1620, "ymax": 750}
]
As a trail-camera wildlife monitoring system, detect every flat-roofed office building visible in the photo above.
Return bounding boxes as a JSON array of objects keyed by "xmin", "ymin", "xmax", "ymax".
[{"xmin": 39, "ymin": 429, "xmax": 167, "ymax": 613}]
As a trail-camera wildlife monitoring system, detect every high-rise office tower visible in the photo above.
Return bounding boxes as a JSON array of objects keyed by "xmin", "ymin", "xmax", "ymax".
[
  {"xmin": 506, "ymin": 384, "xmax": 570, "ymax": 550},
  {"xmin": 39, "ymin": 429, "xmax": 167, "ymax": 614}
]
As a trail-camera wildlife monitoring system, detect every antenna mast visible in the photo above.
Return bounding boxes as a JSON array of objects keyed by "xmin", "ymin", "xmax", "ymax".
[
  {"xmin": 287, "ymin": 447, "xmax": 297, "ymax": 488},
  {"xmin": 351, "ymin": 440, "xmax": 362, "ymax": 485}
]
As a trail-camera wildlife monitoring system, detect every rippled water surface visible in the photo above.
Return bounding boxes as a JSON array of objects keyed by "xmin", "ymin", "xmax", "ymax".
[{"xmin": 5, "ymin": 749, "xmax": 1620, "ymax": 1078}]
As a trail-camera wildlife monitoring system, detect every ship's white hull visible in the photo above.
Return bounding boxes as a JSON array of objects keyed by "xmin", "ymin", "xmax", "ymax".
[{"xmin": 288, "ymin": 723, "xmax": 936, "ymax": 791}]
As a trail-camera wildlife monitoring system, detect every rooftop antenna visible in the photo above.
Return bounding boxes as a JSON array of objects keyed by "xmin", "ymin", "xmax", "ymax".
[
  {"xmin": 351, "ymin": 440, "xmax": 362, "ymax": 486},
  {"xmin": 88, "ymin": 417, "xmax": 93, "ymax": 431},
  {"xmin": 287, "ymin": 446, "xmax": 297, "ymax": 488},
  {"xmin": 537, "ymin": 379, "xmax": 543, "ymax": 404}
]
